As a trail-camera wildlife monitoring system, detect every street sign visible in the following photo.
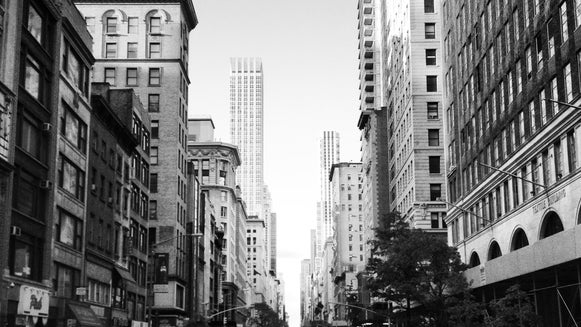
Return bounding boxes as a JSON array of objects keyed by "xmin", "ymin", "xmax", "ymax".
[{"xmin": 76, "ymin": 287, "xmax": 87, "ymax": 296}]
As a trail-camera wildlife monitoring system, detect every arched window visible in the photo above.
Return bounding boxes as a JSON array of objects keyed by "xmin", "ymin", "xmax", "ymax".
[
  {"xmin": 540, "ymin": 211, "xmax": 564, "ymax": 239},
  {"xmin": 577, "ymin": 204, "xmax": 581, "ymax": 224},
  {"xmin": 469, "ymin": 252, "xmax": 481, "ymax": 268},
  {"xmin": 102, "ymin": 9, "xmax": 127, "ymax": 34},
  {"xmin": 510, "ymin": 228, "xmax": 529, "ymax": 251},
  {"xmin": 145, "ymin": 9, "xmax": 171, "ymax": 34},
  {"xmin": 487, "ymin": 241, "xmax": 502, "ymax": 260}
]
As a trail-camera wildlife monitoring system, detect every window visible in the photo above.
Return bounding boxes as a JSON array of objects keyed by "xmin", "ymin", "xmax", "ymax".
[
  {"xmin": 106, "ymin": 17, "xmax": 117, "ymax": 33},
  {"xmin": 127, "ymin": 42, "xmax": 137, "ymax": 58},
  {"xmin": 564, "ymin": 63, "xmax": 573, "ymax": 102},
  {"xmin": 105, "ymin": 43, "xmax": 117, "ymax": 58},
  {"xmin": 425, "ymin": 49, "xmax": 436, "ymax": 65},
  {"xmin": 10, "ymin": 232, "xmax": 43, "ymax": 281},
  {"xmin": 88, "ymin": 279, "xmax": 111, "ymax": 305},
  {"xmin": 149, "ymin": 17, "xmax": 161, "ymax": 34},
  {"xmin": 60, "ymin": 105, "xmax": 87, "ymax": 153},
  {"xmin": 425, "ymin": 0, "xmax": 434, "ymax": 13},
  {"xmin": 149, "ymin": 200, "xmax": 157, "ymax": 220},
  {"xmin": 425, "ymin": 23, "xmax": 436, "ymax": 39},
  {"xmin": 150, "ymin": 173, "xmax": 158, "ymax": 193},
  {"xmin": 24, "ymin": 56, "xmax": 41, "ymax": 100},
  {"xmin": 149, "ymin": 43, "xmax": 161, "ymax": 59},
  {"xmin": 128, "ymin": 17, "xmax": 138, "ymax": 34},
  {"xmin": 529, "ymin": 101, "xmax": 537, "ymax": 134},
  {"xmin": 104, "ymin": 68, "xmax": 115, "ymax": 85},
  {"xmin": 431, "ymin": 213, "xmax": 440, "ymax": 228},
  {"xmin": 428, "ymin": 129, "xmax": 439, "ymax": 146},
  {"xmin": 551, "ymin": 77, "xmax": 559, "ymax": 113},
  {"xmin": 150, "ymin": 147, "xmax": 158, "ymax": 165},
  {"xmin": 525, "ymin": 47, "xmax": 533, "ymax": 76},
  {"xmin": 148, "ymin": 94, "xmax": 160, "ymax": 112},
  {"xmin": 429, "ymin": 156, "xmax": 440, "ymax": 173},
  {"xmin": 576, "ymin": 0, "xmax": 581, "ymax": 28},
  {"xmin": 568, "ymin": 130, "xmax": 577, "ymax": 171},
  {"xmin": 430, "ymin": 184, "xmax": 442, "ymax": 201},
  {"xmin": 555, "ymin": 140, "xmax": 563, "ymax": 180},
  {"xmin": 58, "ymin": 156, "xmax": 85, "ymax": 202},
  {"xmin": 27, "ymin": 4, "xmax": 43, "ymax": 44},
  {"xmin": 548, "ymin": 18, "xmax": 556, "ymax": 58},
  {"xmin": 54, "ymin": 264, "xmax": 80, "ymax": 298},
  {"xmin": 561, "ymin": 1, "xmax": 569, "ymax": 43},
  {"xmin": 540, "ymin": 88, "xmax": 548, "ymax": 125},
  {"xmin": 151, "ymin": 120, "xmax": 159, "ymax": 139},
  {"xmin": 126, "ymin": 68, "xmax": 137, "ymax": 86},
  {"xmin": 149, "ymin": 68, "xmax": 160, "ymax": 85},
  {"xmin": 427, "ymin": 76, "xmax": 437, "ymax": 92},
  {"xmin": 62, "ymin": 41, "xmax": 89, "ymax": 95},
  {"xmin": 536, "ymin": 35, "xmax": 544, "ymax": 71},
  {"xmin": 427, "ymin": 102, "xmax": 438, "ymax": 119},
  {"xmin": 18, "ymin": 113, "xmax": 45, "ymax": 162},
  {"xmin": 56, "ymin": 209, "xmax": 83, "ymax": 250}
]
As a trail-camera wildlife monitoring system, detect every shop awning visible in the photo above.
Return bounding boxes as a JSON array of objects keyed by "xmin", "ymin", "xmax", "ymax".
[
  {"xmin": 114, "ymin": 266, "xmax": 137, "ymax": 284},
  {"xmin": 68, "ymin": 304, "xmax": 103, "ymax": 327}
]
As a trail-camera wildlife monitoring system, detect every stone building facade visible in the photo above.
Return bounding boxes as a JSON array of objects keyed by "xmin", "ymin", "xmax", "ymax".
[{"xmin": 443, "ymin": 0, "xmax": 581, "ymax": 325}]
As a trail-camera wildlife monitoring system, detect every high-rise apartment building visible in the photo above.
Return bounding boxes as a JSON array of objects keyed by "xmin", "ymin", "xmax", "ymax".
[
  {"xmin": 443, "ymin": 0, "xmax": 581, "ymax": 325},
  {"xmin": 230, "ymin": 57, "xmax": 264, "ymax": 218},
  {"xmin": 385, "ymin": 0, "xmax": 447, "ymax": 231},
  {"xmin": 317, "ymin": 131, "xmax": 340, "ymax": 257},
  {"xmin": 356, "ymin": 0, "xmax": 390, "ymax": 263},
  {"xmin": 75, "ymin": 2, "xmax": 198, "ymax": 326}
]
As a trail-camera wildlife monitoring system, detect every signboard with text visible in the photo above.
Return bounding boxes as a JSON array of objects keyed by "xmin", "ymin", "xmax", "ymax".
[{"xmin": 17, "ymin": 286, "xmax": 50, "ymax": 318}]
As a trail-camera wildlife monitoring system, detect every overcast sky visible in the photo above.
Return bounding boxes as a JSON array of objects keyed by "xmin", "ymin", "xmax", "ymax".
[{"xmin": 188, "ymin": 1, "xmax": 360, "ymax": 326}]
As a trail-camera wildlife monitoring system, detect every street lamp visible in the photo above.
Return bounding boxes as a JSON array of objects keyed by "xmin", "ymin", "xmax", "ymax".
[{"xmin": 147, "ymin": 233, "xmax": 203, "ymax": 327}]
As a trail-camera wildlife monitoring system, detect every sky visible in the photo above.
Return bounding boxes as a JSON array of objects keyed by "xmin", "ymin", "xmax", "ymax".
[{"xmin": 188, "ymin": 1, "xmax": 360, "ymax": 326}]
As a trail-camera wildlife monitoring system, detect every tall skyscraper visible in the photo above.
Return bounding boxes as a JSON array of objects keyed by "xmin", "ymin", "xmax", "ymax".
[
  {"xmin": 317, "ymin": 131, "xmax": 340, "ymax": 257},
  {"xmin": 230, "ymin": 57, "xmax": 264, "ymax": 218},
  {"xmin": 75, "ymin": 2, "xmax": 198, "ymax": 326}
]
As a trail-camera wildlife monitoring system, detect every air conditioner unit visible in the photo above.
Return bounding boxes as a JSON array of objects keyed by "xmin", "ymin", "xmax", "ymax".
[
  {"xmin": 428, "ymin": 113, "xmax": 438, "ymax": 119},
  {"xmin": 108, "ymin": 197, "xmax": 113, "ymax": 204},
  {"xmin": 91, "ymin": 184, "xmax": 97, "ymax": 191},
  {"xmin": 42, "ymin": 123, "xmax": 52, "ymax": 132},
  {"xmin": 10, "ymin": 226, "xmax": 21, "ymax": 236},
  {"xmin": 40, "ymin": 180, "xmax": 52, "ymax": 189}
]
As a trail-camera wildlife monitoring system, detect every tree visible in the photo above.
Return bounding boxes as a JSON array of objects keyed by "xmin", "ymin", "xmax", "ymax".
[
  {"xmin": 366, "ymin": 212, "xmax": 474, "ymax": 327},
  {"xmin": 486, "ymin": 285, "xmax": 541, "ymax": 327},
  {"xmin": 254, "ymin": 303, "xmax": 288, "ymax": 327}
]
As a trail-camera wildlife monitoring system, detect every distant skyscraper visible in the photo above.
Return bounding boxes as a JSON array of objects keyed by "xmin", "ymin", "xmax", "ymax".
[
  {"xmin": 317, "ymin": 131, "xmax": 340, "ymax": 257},
  {"xmin": 230, "ymin": 58, "xmax": 264, "ymax": 218}
]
